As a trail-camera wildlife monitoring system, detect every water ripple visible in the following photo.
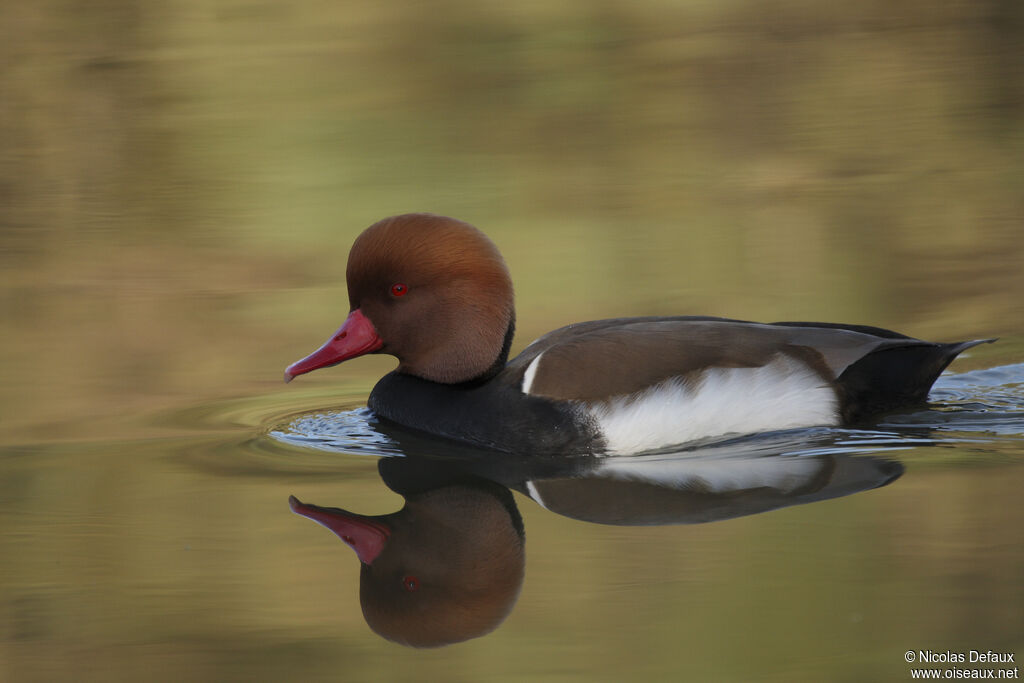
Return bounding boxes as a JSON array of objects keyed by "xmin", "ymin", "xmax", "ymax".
[{"xmin": 267, "ymin": 363, "xmax": 1024, "ymax": 462}]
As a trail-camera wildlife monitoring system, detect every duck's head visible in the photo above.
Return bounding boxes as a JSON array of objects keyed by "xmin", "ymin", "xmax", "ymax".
[
  {"xmin": 289, "ymin": 486, "xmax": 525, "ymax": 648},
  {"xmin": 285, "ymin": 213, "xmax": 515, "ymax": 384}
]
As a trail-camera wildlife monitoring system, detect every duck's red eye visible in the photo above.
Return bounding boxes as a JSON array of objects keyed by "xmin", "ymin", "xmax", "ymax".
[
  {"xmin": 401, "ymin": 575, "xmax": 419, "ymax": 592},
  {"xmin": 390, "ymin": 283, "xmax": 408, "ymax": 297}
]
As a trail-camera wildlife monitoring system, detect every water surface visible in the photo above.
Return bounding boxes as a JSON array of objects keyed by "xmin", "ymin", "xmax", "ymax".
[{"xmin": 2, "ymin": 1, "xmax": 1023, "ymax": 680}]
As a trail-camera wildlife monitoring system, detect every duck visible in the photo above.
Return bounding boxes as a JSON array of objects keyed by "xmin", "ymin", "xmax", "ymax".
[{"xmin": 284, "ymin": 213, "xmax": 993, "ymax": 455}]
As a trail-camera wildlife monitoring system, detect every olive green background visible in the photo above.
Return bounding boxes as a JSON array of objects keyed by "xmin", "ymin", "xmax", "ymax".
[{"xmin": 2, "ymin": 1, "xmax": 1022, "ymax": 680}]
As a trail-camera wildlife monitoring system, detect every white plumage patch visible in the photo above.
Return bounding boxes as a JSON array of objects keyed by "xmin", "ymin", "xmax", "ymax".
[
  {"xmin": 596, "ymin": 454, "xmax": 823, "ymax": 493},
  {"xmin": 587, "ymin": 355, "xmax": 839, "ymax": 455},
  {"xmin": 523, "ymin": 480, "xmax": 549, "ymax": 510},
  {"xmin": 521, "ymin": 352, "xmax": 544, "ymax": 394}
]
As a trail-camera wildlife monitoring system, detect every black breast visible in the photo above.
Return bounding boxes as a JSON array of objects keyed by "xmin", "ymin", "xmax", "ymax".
[{"xmin": 368, "ymin": 371, "xmax": 601, "ymax": 455}]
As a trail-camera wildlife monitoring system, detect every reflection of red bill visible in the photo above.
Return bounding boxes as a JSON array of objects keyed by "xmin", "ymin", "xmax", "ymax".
[{"xmin": 288, "ymin": 495, "xmax": 390, "ymax": 565}]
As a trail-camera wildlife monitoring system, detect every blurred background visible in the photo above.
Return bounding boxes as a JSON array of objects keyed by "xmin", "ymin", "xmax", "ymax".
[{"xmin": 2, "ymin": 1, "xmax": 1022, "ymax": 681}]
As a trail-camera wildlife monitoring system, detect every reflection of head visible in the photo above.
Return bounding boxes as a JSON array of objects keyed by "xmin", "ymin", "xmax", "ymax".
[{"xmin": 291, "ymin": 483, "xmax": 525, "ymax": 648}]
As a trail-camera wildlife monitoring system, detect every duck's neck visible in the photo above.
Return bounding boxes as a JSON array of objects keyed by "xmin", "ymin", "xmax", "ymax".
[{"xmin": 460, "ymin": 314, "xmax": 516, "ymax": 387}]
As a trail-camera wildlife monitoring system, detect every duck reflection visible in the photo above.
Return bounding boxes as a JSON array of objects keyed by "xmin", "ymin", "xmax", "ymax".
[
  {"xmin": 289, "ymin": 477, "xmax": 524, "ymax": 648},
  {"xmin": 290, "ymin": 433, "xmax": 902, "ymax": 647}
]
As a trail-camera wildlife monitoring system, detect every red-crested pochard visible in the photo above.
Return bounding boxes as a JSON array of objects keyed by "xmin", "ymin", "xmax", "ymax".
[{"xmin": 284, "ymin": 213, "xmax": 992, "ymax": 454}]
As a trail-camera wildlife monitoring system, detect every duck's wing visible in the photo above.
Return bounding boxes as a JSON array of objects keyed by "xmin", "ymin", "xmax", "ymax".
[{"xmin": 512, "ymin": 317, "xmax": 992, "ymax": 421}]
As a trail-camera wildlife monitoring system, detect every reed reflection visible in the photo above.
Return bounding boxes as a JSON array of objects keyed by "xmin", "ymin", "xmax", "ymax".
[{"xmin": 289, "ymin": 432, "xmax": 902, "ymax": 647}]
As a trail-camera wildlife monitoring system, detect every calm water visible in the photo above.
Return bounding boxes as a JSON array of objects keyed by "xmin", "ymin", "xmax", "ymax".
[{"xmin": 3, "ymin": 2, "xmax": 1023, "ymax": 681}]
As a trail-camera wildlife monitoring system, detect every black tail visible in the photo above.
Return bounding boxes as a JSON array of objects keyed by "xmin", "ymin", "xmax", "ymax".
[{"xmin": 837, "ymin": 338, "xmax": 995, "ymax": 423}]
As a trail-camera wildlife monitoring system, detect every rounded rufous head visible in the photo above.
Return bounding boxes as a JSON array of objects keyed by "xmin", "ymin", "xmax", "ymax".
[{"xmin": 285, "ymin": 214, "xmax": 515, "ymax": 384}]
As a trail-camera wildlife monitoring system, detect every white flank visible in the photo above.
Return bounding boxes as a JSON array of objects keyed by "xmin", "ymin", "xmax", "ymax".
[
  {"xmin": 521, "ymin": 352, "xmax": 544, "ymax": 394},
  {"xmin": 588, "ymin": 355, "xmax": 839, "ymax": 455}
]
